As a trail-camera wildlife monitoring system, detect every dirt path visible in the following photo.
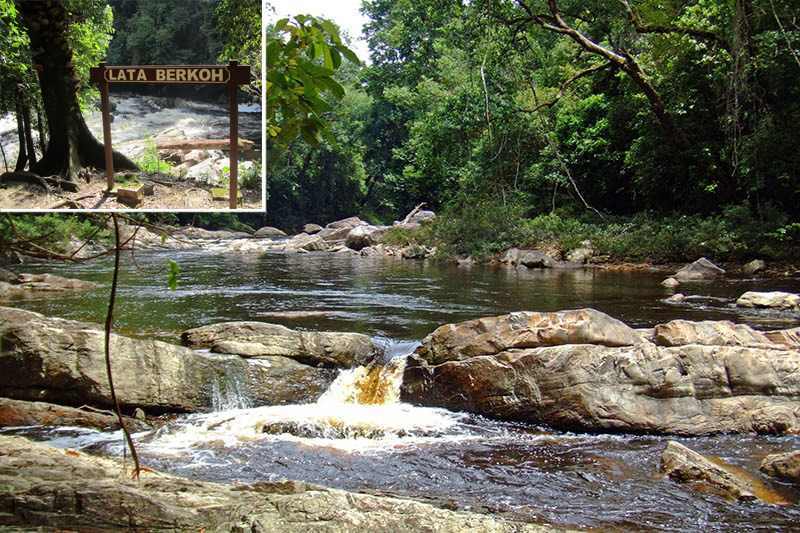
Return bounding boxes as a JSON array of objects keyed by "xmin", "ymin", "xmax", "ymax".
[{"xmin": 0, "ymin": 174, "xmax": 262, "ymax": 210}]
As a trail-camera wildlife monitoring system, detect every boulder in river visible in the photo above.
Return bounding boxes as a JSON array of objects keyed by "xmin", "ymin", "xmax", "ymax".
[
  {"xmin": 736, "ymin": 291, "xmax": 800, "ymax": 311},
  {"xmin": 254, "ymin": 226, "xmax": 287, "ymax": 238},
  {"xmin": 181, "ymin": 321, "xmax": 382, "ymax": 368},
  {"xmin": 0, "ymin": 307, "xmax": 335, "ymax": 412},
  {"xmin": 283, "ymin": 233, "xmax": 329, "ymax": 252},
  {"xmin": 402, "ymin": 309, "xmax": 800, "ymax": 435},
  {"xmin": 0, "ymin": 273, "xmax": 97, "ymax": 299},
  {"xmin": 345, "ymin": 224, "xmax": 389, "ymax": 251},
  {"xmin": 662, "ymin": 277, "xmax": 680, "ymax": 288},
  {"xmin": 303, "ymin": 223, "xmax": 323, "ymax": 234},
  {"xmin": 653, "ymin": 319, "xmax": 782, "ymax": 349},
  {"xmin": 401, "ymin": 244, "xmax": 432, "ymax": 260},
  {"xmin": 0, "ymin": 435, "xmax": 547, "ymax": 532},
  {"xmin": 760, "ymin": 450, "xmax": 800, "ymax": 484},
  {"xmin": 673, "ymin": 257, "xmax": 726, "ymax": 281},
  {"xmin": 566, "ymin": 242, "xmax": 594, "ymax": 264},
  {"xmin": 660, "ymin": 441, "xmax": 757, "ymax": 502},
  {"xmin": 317, "ymin": 216, "xmax": 366, "ymax": 242},
  {"xmin": 742, "ymin": 259, "xmax": 766, "ymax": 275}
]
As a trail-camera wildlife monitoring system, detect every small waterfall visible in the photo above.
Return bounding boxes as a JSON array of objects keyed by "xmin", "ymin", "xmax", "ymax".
[
  {"xmin": 210, "ymin": 372, "xmax": 252, "ymax": 411},
  {"xmin": 318, "ymin": 356, "xmax": 407, "ymax": 406}
]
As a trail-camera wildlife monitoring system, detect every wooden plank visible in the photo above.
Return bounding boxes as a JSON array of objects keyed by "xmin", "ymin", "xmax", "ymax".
[
  {"xmin": 155, "ymin": 138, "xmax": 255, "ymax": 152},
  {"xmin": 89, "ymin": 64, "xmax": 251, "ymax": 85}
]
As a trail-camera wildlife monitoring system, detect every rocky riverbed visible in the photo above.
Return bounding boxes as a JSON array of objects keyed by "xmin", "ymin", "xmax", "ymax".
[{"xmin": 1, "ymin": 294, "xmax": 799, "ymax": 530}]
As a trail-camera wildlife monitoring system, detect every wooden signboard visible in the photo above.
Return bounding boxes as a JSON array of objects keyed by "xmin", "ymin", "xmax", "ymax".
[{"xmin": 90, "ymin": 61, "xmax": 251, "ymax": 209}]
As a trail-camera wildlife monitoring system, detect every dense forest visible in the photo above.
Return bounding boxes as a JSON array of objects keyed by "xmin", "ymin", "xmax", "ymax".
[
  {"xmin": 266, "ymin": 0, "xmax": 800, "ymax": 261},
  {"xmin": 0, "ymin": 0, "xmax": 260, "ymax": 178}
]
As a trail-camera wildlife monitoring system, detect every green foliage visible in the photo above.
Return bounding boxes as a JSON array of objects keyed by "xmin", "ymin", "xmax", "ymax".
[
  {"xmin": 216, "ymin": 0, "xmax": 261, "ymax": 96},
  {"xmin": 166, "ymin": 259, "xmax": 180, "ymax": 291},
  {"xmin": 66, "ymin": 0, "xmax": 114, "ymax": 110},
  {"xmin": 135, "ymin": 140, "xmax": 174, "ymax": 175},
  {"xmin": 0, "ymin": 214, "xmax": 109, "ymax": 252},
  {"xmin": 266, "ymin": 15, "xmax": 360, "ymax": 146}
]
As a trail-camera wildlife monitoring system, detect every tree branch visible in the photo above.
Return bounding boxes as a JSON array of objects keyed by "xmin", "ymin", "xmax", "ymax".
[{"xmin": 620, "ymin": 0, "xmax": 731, "ymax": 53}]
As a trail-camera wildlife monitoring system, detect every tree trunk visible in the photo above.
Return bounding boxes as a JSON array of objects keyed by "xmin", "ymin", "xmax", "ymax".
[
  {"xmin": 21, "ymin": 95, "xmax": 36, "ymax": 168},
  {"xmin": 14, "ymin": 98, "xmax": 27, "ymax": 172},
  {"xmin": 16, "ymin": 0, "xmax": 136, "ymax": 180},
  {"xmin": 36, "ymin": 105, "xmax": 47, "ymax": 154}
]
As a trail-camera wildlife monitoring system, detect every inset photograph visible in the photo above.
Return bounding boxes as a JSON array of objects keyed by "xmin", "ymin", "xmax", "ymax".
[{"xmin": 0, "ymin": 0, "xmax": 263, "ymax": 210}]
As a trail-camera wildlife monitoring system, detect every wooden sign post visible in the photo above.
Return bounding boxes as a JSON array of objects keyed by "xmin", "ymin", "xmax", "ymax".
[{"xmin": 90, "ymin": 61, "xmax": 251, "ymax": 208}]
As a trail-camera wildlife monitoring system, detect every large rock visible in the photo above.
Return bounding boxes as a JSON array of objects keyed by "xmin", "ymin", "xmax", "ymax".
[
  {"xmin": 254, "ymin": 226, "xmax": 287, "ymax": 238},
  {"xmin": 500, "ymin": 248, "xmax": 558, "ymax": 269},
  {"xmin": 660, "ymin": 441, "xmax": 757, "ymax": 501},
  {"xmin": 760, "ymin": 450, "xmax": 800, "ymax": 484},
  {"xmin": 401, "ymin": 244, "xmax": 432, "ymax": 260},
  {"xmin": 181, "ymin": 321, "xmax": 382, "ymax": 368},
  {"xmin": 742, "ymin": 259, "xmax": 766, "ymax": 275},
  {"xmin": 0, "ymin": 397, "xmax": 149, "ymax": 432},
  {"xmin": 415, "ymin": 309, "xmax": 641, "ymax": 365},
  {"xmin": 283, "ymin": 233, "xmax": 329, "ymax": 252},
  {"xmin": 393, "ymin": 208, "xmax": 436, "ymax": 230},
  {"xmin": 402, "ymin": 310, "xmax": 800, "ymax": 435},
  {"xmin": 303, "ymin": 223, "xmax": 323, "ymax": 234},
  {"xmin": 0, "ymin": 273, "xmax": 97, "ymax": 299},
  {"xmin": 317, "ymin": 216, "xmax": 366, "ymax": 242},
  {"xmin": 345, "ymin": 224, "xmax": 389, "ymax": 251},
  {"xmin": 0, "ymin": 307, "xmax": 334, "ymax": 412},
  {"xmin": 673, "ymin": 257, "xmax": 725, "ymax": 281},
  {"xmin": 566, "ymin": 242, "xmax": 594, "ymax": 264},
  {"xmin": 765, "ymin": 328, "xmax": 800, "ymax": 350},
  {"xmin": 736, "ymin": 291, "xmax": 800, "ymax": 311},
  {"xmin": 654, "ymin": 320, "xmax": 784, "ymax": 349},
  {"xmin": 0, "ymin": 435, "xmax": 553, "ymax": 532}
]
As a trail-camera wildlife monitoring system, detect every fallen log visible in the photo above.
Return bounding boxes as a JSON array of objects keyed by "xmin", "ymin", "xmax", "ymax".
[{"xmin": 155, "ymin": 138, "xmax": 255, "ymax": 152}]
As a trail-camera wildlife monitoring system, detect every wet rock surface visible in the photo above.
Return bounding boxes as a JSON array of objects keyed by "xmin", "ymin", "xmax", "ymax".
[
  {"xmin": 0, "ymin": 397, "xmax": 149, "ymax": 432},
  {"xmin": 761, "ymin": 450, "xmax": 800, "ymax": 484},
  {"xmin": 660, "ymin": 441, "xmax": 758, "ymax": 501},
  {"xmin": 737, "ymin": 291, "xmax": 800, "ymax": 311},
  {"xmin": 0, "ymin": 273, "xmax": 97, "ymax": 299}
]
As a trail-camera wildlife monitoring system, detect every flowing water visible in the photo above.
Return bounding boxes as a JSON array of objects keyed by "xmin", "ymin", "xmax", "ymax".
[
  {"xmin": 0, "ymin": 94, "xmax": 262, "ymax": 171},
  {"xmin": 4, "ymin": 249, "xmax": 800, "ymax": 531}
]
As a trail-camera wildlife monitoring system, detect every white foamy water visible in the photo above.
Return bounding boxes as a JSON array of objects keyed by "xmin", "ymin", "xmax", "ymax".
[{"xmin": 139, "ymin": 356, "xmax": 477, "ymax": 454}]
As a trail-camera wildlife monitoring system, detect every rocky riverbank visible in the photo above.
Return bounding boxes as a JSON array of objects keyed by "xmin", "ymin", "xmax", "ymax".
[{"xmin": 0, "ymin": 435, "xmax": 557, "ymax": 532}]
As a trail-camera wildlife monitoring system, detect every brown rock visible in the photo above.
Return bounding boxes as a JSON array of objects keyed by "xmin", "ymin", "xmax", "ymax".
[
  {"xmin": 182, "ymin": 321, "xmax": 382, "ymax": 368},
  {"xmin": 654, "ymin": 320, "xmax": 782, "ymax": 349},
  {"xmin": 674, "ymin": 258, "xmax": 725, "ymax": 281},
  {"xmin": 0, "ymin": 397, "xmax": 148, "ymax": 432},
  {"xmin": 660, "ymin": 441, "xmax": 757, "ymax": 501},
  {"xmin": 760, "ymin": 450, "xmax": 800, "ymax": 484},
  {"xmin": 415, "ymin": 309, "xmax": 642, "ymax": 365}
]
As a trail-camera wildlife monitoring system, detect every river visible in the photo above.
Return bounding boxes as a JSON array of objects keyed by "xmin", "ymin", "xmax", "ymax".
[
  {"xmin": 4, "ymin": 250, "xmax": 800, "ymax": 531},
  {"xmin": 0, "ymin": 95, "xmax": 262, "ymax": 171}
]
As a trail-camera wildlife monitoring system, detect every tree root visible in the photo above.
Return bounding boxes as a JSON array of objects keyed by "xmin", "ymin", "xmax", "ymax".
[{"xmin": 0, "ymin": 171, "xmax": 80, "ymax": 193}]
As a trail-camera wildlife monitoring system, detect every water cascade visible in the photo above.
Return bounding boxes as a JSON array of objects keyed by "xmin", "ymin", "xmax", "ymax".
[{"xmin": 140, "ymin": 355, "xmax": 472, "ymax": 454}]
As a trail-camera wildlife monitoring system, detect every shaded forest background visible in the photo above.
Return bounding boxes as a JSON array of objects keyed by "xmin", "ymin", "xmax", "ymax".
[{"xmin": 265, "ymin": 0, "xmax": 800, "ymax": 260}]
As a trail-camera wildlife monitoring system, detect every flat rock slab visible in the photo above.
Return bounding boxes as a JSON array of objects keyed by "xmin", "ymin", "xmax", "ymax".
[
  {"xmin": 0, "ymin": 435, "xmax": 558, "ymax": 532},
  {"xmin": 0, "ymin": 307, "xmax": 335, "ymax": 412},
  {"xmin": 156, "ymin": 137, "xmax": 255, "ymax": 152}
]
